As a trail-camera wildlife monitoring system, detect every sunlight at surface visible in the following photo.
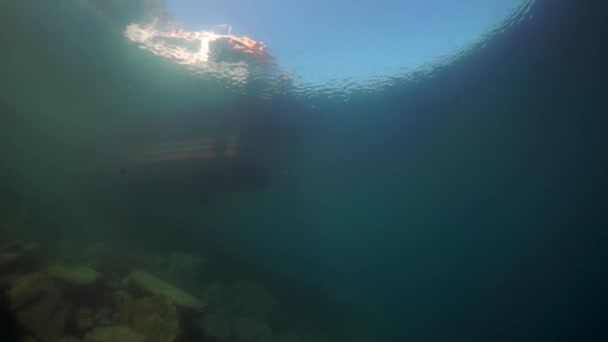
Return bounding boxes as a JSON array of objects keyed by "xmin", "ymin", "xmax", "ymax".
[
  {"xmin": 123, "ymin": 23, "xmax": 252, "ymax": 84},
  {"xmin": 165, "ymin": 0, "xmax": 534, "ymax": 85}
]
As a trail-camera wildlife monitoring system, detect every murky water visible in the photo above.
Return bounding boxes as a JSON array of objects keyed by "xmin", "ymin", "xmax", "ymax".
[{"xmin": 1, "ymin": 1, "xmax": 606, "ymax": 341}]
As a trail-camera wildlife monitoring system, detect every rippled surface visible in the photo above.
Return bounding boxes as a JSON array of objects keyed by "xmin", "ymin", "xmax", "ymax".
[
  {"xmin": 85, "ymin": 0, "xmax": 536, "ymax": 102},
  {"xmin": 291, "ymin": 0, "xmax": 536, "ymax": 101}
]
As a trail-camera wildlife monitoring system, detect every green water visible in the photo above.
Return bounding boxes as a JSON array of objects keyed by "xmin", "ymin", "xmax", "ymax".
[{"xmin": 1, "ymin": 1, "xmax": 607, "ymax": 341}]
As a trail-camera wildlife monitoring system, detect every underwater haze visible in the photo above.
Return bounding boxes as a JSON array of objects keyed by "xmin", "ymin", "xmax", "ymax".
[{"xmin": 1, "ymin": 0, "xmax": 607, "ymax": 341}]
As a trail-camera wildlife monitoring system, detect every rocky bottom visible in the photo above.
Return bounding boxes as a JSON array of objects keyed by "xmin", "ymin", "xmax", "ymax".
[{"xmin": 0, "ymin": 236, "xmax": 334, "ymax": 342}]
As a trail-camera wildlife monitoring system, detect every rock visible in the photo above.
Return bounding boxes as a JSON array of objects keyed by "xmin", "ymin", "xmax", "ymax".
[
  {"xmin": 232, "ymin": 317, "xmax": 272, "ymax": 342},
  {"xmin": 22, "ymin": 242, "xmax": 41, "ymax": 252},
  {"xmin": 0, "ymin": 240, "xmax": 22, "ymax": 252},
  {"xmin": 7, "ymin": 272, "xmax": 56, "ymax": 310},
  {"xmin": 8, "ymin": 272, "xmax": 68, "ymax": 341},
  {"xmin": 0, "ymin": 240, "xmax": 40, "ymax": 274},
  {"xmin": 113, "ymin": 290, "xmax": 134, "ymax": 319},
  {"xmin": 121, "ymin": 296, "xmax": 180, "ymax": 342},
  {"xmin": 76, "ymin": 307, "xmax": 96, "ymax": 332},
  {"xmin": 200, "ymin": 314, "xmax": 232, "ymax": 341},
  {"xmin": 126, "ymin": 269, "xmax": 204, "ymax": 310},
  {"xmin": 84, "ymin": 326, "xmax": 146, "ymax": 342},
  {"xmin": 15, "ymin": 293, "xmax": 68, "ymax": 342},
  {"xmin": 0, "ymin": 251, "xmax": 22, "ymax": 270},
  {"xmin": 48, "ymin": 263, "xmax": 102, "ymax": 286}
]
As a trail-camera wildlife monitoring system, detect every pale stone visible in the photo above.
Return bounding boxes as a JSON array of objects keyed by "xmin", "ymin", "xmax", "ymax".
[
  {"xmin": 84, "ymin": 326, "xmax": 146, "ymax": 342},
  {"xmin": 126, "ymin": 269, "xmax": 204, "ymax": 310},
  {"xmin": 8, "ymin": 272, "xmax": 56, "ymax": 310},
  {"xmin": 47, "ymin": 263, "xmax": 102, "ymax": 286},
  {"xmin": 126, "ymin": 296, "xmax": 180, "ymax": 342},
  {"xmin": 76, "ymin": 307, "xmax": 96, "ymax": 332},
  {"xmin": 0, "ymin": 251, "xmax": 21, "ymax": 270},
  {"xmin": 15, "ymin": 294, "xmax": 67, "ymax": 342},
  {"xmin": 22, "ymin": 242, "xmax": 41, "ymax": 252}
]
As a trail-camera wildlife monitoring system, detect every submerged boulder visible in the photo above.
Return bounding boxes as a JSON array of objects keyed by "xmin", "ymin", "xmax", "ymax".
[
  {"xmin": 7, "ymin": 272, "xmax": 56, "ymax": 310},
  {"xmin": 7, "ymin": 272, "xmax": 68, "ymax": 342},
  {"xmin": 126, "ymin": 269, "xmax": 204, "ymax": 310},
  {"xmin": 15, "ymin": 296, "xmax": 68, "ymax": 342},
  {"xmin": 0, "ymin": 240, "xmax": 41, "ymax": 274},
  {"xmin": 48, "ymin": 263, "xmax": 102, "ymax": 286},
  {"xmin": 75, "ymin": 307, "xmax": 97, "ymax": 332},
  {"xmin": 22, "ymin": 242, "xmax": 41, "ymax": 253},
  {"xmin": 84, "ymin": 325, "xmax": 146, "ymax": 342},
  {"xmin": 0, "ymin": 251, "xmax": 22, "ymax": 271},
  {"xmin": 120, "ymin": 296, "xmax": 180, "ymax": 342}
]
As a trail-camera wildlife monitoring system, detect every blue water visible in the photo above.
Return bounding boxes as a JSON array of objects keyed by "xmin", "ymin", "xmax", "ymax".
[
  {"xmin": 1, "ymin": 0, "xmax": 606, "ymax": 341},
  {"xmin": 166, "ymin": 0, "xmax": 527, "ymax": 83}
]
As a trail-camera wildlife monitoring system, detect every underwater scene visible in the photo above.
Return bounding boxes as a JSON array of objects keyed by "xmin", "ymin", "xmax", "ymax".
[{"xmin": 0, "ymin": 0, "xmax": 606, "ymax": 341}]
